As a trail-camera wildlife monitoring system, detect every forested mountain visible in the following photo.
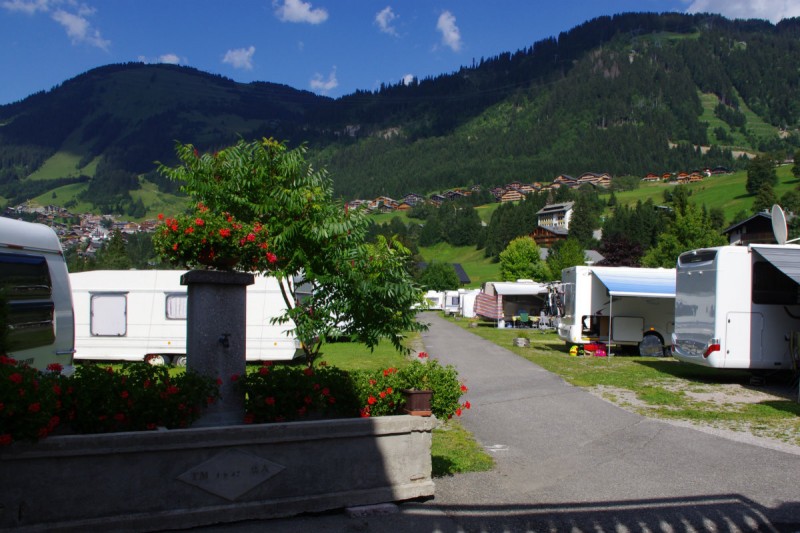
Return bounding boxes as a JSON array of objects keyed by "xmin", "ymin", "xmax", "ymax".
[{"xmin": 1, "ymin": 12, "xmax": 799, "ymax": 213}]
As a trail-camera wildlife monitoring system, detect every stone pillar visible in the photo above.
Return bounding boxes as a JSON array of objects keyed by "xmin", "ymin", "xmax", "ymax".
[{"xmin": 181, "ymin": 270, "xmax": 254, "ymax": 427}]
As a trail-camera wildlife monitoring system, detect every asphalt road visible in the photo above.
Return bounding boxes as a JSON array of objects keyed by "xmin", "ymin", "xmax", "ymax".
[{"xmin": 197, "ymin": 313, "xmax": 800, "ymax": 532}]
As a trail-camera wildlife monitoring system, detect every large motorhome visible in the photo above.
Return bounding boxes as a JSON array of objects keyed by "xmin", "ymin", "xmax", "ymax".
[
  {"xmin": 70, "ymin": 270, "xmax": 301, "ymax": 365},
  {"xmin": 558, "ymin": 266, "xmax": 675, "ymax": 355},
  {"xmin": 0, "ymin": 217, "xmax": 75, "ymax": 370},
  {"xmin": 672, "ymin": 244, "xmax": 800, "ymax": 370}
]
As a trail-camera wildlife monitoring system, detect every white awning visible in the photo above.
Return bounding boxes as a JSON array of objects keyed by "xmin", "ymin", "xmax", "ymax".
[
  {"xmin": 592, "ymin": 268, "xmax": 675, "ymax": 298},
  {"xmin": 491, "ymin": 282, "xmax": 549, "ymax": 296}
]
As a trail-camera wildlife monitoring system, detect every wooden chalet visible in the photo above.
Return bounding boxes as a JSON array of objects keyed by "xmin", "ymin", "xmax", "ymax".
[
  {"xmin": 723, "ymin": 212, "xmax": 778, "ymax": 246},
  {"xmin": 531, "ymin": 225, "xmax": 568, "ymax": 247},
  {"xmin": 500, "ymin": 189, "xmax": 524, "ymax": 203}
]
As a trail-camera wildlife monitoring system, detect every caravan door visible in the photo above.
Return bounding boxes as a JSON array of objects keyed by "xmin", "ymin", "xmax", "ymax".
[{"xmin": 724, "ymin": 312, "xmax": 763, "ymax": 368}]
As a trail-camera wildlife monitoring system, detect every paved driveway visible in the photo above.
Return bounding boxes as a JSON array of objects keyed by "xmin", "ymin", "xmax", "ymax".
[{"xmin": 203, "ymin": 313, "xmax": 800, "ymax": 532}]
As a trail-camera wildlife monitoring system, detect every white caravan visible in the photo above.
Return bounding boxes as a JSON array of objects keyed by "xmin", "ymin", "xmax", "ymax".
[
  {"xmin": 672, "ymin": 244, "xmax": 800, "ymax": 370},
  {"xmin": 458, "ymin": 289, "xmax": 481, "ymax": 318},
  {"xmin": 443, "ymin": 290, "xmax": 462, "ymax": 315},
  {"xmin": 70, "ymin": 270, "xmax": 301, "ymax": 365},
  {"xmin": 558, "ymin": 266, "xmax": 675, "ymax": 355},
  {"xmin": 422, "ymin": 290, "xmax": 445, "ymax": 310},
  {"xmin": 0, "ymin": 217, "xmax": 75, "ymax": 370}
]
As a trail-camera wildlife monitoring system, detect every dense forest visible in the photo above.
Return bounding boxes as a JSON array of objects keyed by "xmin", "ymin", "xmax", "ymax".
[{"xmin": 1, "ymin": 12, "xmax": 799, "ymax": 212}]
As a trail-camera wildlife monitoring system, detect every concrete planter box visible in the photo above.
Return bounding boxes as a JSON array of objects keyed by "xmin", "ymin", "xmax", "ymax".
[{"xmin": 1, "ymin": 415, "xmax": 435, "ymax": 532}]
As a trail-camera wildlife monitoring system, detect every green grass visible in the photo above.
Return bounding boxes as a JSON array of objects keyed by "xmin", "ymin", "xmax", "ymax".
[
  {"xmin": 419, "ymin": 242, "xmax": 500, "ymax": 287},
  {"xmin": 313, "ymin": 338, "xmax": 413, "ymax": 372},
  {"xmin": 699, "ymin": 92, "xmax": 777, "ymax": 149},
  {"xmin": 608, "ymin": 165, "xmax": 798, "ymax": 221},
  {"xmin": 28, "ymin": 151, "xmax": 86, "ymax": 180},
  {"xmin": 431, "ymin": 420, "xmax": 494, "ymax": 477},
  {"xmin": 452, "ymin": 318, "xmax": 800, "ymax": 446}
]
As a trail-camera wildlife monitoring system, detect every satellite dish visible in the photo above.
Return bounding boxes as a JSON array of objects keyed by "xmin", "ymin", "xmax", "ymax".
[{"xmin": 771, "ymin": 204, "xmax": 788, "ymax": 245}]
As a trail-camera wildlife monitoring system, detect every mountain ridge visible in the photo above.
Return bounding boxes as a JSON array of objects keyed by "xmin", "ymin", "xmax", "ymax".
[{"xmin": 1, "ymin": 11, "xmax": 798, "ymax": 213}]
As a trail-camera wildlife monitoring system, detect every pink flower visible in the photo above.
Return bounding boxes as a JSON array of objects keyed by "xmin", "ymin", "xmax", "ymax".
[
  {"xmin": 219, "ymin": 228, "xmax": 231, "ymax": 238},
  {"xmin": 8, "ymin": 373, "xmax": 22, "ymax": 384},
  {"xmin": 418, "ymin": 351, "xmax": 429, "ymax": 359},
  {"xmin": 266, "ymin": 252, "xmax": 277, "ymax": 264},
  {"xmin": 195, "ymin": 218, "xmax": 205, "ymax": 226},
  {"xmin": 367, "ymin": 396, "xmax": 377, "ymax": 405},
  {"xmin": 46, "ymin": 363, "xmax": 63, "ymax": 373}
]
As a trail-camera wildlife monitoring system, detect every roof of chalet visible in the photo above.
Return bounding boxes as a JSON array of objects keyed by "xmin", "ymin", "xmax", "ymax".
[
  {"xmin": 536, "ymin": 202, "xmax": 575, "ymax": 216},
  {"xmin": 722, "ymin": 211, "xmax": 774, "ymax": 235}
]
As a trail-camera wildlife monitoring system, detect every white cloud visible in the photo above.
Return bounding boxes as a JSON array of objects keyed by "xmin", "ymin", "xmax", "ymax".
[
  {"xmin": 1, "ymin": 0, "xmax": 50, "ymax": 14},
  {"xmin": 3, "ymin": 0, "xmax": 110, "ymax": 50},
  {"xmin": 437, "ymin": 10, "xmax": 461, "ymax": 52},
  {"xmin": 137, "ymin": 53, "xmax": 184, "ymax": 65},
  {"xmin": 310, "ymin": 67, "xmax": 338, "ymax": 93},
  {"xmin": 158, "ymin": 53, "xmax": 181, "ymax": 65},
  {"xmin": 683, "ymin": 0, "xmax": 800, "ymax": 23},
  {"xmin": 375, "ymin": 6, "xmax": 398, "ymax": 36},
  {"xmin": 222, "ymin": 46, "xmax": 256, "ymax": 70},
  {"xmin": 273, "ymin": 0, "xmax": 328, "ymax": 24},
  {"xmin": 402, "ymin": 74, "xmax": 414, "ymax": 86},
  {"xmin": 51, "ymin": 8, "xmax": 109, "ymax": 50}
]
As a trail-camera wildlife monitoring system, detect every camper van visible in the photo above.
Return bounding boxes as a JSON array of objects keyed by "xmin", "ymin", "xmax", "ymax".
[
  {"xmin": 70, "ymin": 270, "xmax": 301, "ymax": 365},
  {"xmin": 672, "ymin": 244, "xmax": 800, "ymax": 370},
  {"xmin": 0, "ymin": 217, "xmax": 75, "ymax": 370},
  {"xmin": 558, "ymin": 266, "xmax": 675, "ymax": 355}
]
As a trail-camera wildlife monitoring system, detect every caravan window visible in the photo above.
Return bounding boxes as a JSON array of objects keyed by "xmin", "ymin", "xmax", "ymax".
[
  {"xmin": 449, "ymin": 295, "xmax": 460, "ymax": 306},
  {"xmin": 752, "ymin": 261, "xmax": 800, "ymax": 305},
  {"xmin": 90, "ymin": 293, "xmax": 128, "ymax": 336},
  {"xmin": 0, "ymin": 252, "xmax": 55, "ymax": 351},
  {"xmin": 678, "ymin": 250, "xmax": 717, "ymax": 266},
  {"xmin": 165, "ymin": 293, "xmax": 187, "ymax": 320}
]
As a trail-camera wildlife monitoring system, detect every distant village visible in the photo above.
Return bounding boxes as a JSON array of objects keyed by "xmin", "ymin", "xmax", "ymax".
[{"xmin": 3, "ymin": 167, "xmax": 730, "ymax": 255}]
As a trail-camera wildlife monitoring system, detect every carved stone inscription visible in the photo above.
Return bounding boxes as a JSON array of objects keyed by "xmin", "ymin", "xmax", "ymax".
[{"xmin": 178, "ymin": 449, "xmax": 285, "ymax": 501}]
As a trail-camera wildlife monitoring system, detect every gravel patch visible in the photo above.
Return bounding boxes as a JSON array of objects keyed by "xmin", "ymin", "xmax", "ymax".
[{"xmin": 589, "ymin": 384, "xmax": 800, "ymax": 456}]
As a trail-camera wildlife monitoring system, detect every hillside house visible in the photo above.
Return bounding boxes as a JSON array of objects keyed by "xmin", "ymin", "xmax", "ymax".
[
  {"xmin": 723, "ymin": 212, "xmax": 777, "ymax": 245},
  {"xmin": 553, "ymin": 175, "xmax": 577, "ymax": 188},
  {"xmin": 401, "ymin": 193, "xmax": 425, "ymax": 206},
  {"xmin": 531, "ymin": 225, "xmax": 568, "ymax": 247},
  {"xmin": 642, "ymin": 173, "xmax": 660, "ymax": 182},
  {"xmin": 500, "ymin": 190, "xmax": 524, "ymax": 203},
  {"xmin": 536, "ymin": 201, "xmax": 574, "ymax": 229},
  {"xmin": 577, "ymin": 172, "xmax": 612, "ymax": 188}
]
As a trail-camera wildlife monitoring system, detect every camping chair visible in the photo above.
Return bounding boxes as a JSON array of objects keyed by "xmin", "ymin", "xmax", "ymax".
[{"xmin": 518, "ymin": 311, "xmax": 529, "ymax": 328}]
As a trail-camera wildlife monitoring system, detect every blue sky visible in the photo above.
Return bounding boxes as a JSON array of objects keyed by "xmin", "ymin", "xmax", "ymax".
[{"xmin": 2, "ymin": 0, "xmax": 799, "ymax": 106}]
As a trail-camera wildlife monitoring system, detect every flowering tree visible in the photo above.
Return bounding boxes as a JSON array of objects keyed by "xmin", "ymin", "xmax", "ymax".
[{"xmin": 155, "ymin": 138, "xmax": 425, "ymax": 364}]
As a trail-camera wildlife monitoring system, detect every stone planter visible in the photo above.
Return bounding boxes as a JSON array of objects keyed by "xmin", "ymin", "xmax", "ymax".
[{"xmin": 1, "ymin": 415, "xmax": 435, "ymax": 532}]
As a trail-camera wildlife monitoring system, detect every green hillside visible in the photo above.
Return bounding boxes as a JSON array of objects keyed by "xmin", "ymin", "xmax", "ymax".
[
  {"xmin": 2, "ymin": 12, "xmax": 799, "ymax": 216},
  {"xmin": 609, "ymin": 165, "xmax": 797, "ymax": 220}
]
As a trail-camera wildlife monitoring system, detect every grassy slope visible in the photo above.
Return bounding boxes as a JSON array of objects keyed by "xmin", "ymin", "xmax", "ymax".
[{"xmin": 608, "ymin": 165, "xmax": 797, "ymax": 220}]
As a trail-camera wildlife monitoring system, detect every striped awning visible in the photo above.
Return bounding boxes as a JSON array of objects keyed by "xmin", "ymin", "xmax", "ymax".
[{"xmin": 475, "ymin": 292, "xmax": 503, "ymax": 320}]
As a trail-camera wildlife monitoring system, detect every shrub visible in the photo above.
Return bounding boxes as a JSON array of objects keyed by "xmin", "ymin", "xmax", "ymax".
[
  {"xmin": 64, "ymin": 364, "xmax": 220, "ymax": 433},
  {"xmin": 0, "ymin": 356, "xmax": 64, "ymax": 445},
  {"xmin": 237, "ymin": 362, "xmax": 361, "ymax": 423}
]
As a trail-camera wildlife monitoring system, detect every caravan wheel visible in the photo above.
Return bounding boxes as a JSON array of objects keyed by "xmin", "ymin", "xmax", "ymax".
[
  {"xmin": 145, "ymin": 354, "xmax": 169, "ymax": 366},
  {"xmin": 638, "ymin": 333, "xmax": 665, "ymax": 357},
  {"xmin": 172, "ymin": 356, "xmax": 187, "ymax": 367}
]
